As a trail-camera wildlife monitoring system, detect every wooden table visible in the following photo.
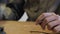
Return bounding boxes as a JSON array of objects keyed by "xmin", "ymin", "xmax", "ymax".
[{"xmin": 0, "ymin": 21, "xmax": 53, "ymax": 34}]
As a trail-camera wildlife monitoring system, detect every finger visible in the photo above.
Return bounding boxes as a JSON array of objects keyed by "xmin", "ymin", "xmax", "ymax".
[
  {"xmin": 47, "ymin": 20, "xmax": 60, "ymax": 30},
  {"xmin": 36, "ymin": 13, "xmax": 56, "ymax": 25},
  {"xmin": 47, "ymin": 16, "xmax": 60, "ymax": 30},
  {"xmin": 41, "ymin": 15, "xmax": 58, "ymax": 29},
  {"xmin": 53, "ymin": 25, "xmax": 60, "ymax": 33}
]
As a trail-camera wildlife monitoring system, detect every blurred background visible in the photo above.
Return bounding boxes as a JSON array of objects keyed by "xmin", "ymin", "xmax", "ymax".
[{"xmin": 0, "ymin": 0, "xmax": 60, "ymax": 21}]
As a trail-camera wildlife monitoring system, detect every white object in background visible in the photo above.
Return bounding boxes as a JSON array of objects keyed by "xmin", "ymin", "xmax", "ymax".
[{"xmin": 18, "ymin": 12, "xmax": 28, "ymax": 21}]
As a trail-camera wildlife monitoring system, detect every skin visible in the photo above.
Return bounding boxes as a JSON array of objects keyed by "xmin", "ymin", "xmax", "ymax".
[{"xmin": 36, "ymin": 13, "xmax": 60, "ymax": 32}]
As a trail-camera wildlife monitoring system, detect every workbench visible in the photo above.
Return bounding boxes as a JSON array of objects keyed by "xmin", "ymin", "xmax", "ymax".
[{"xmin": 0, "ymin": 21, "xmax": 53, "ymax": 34}]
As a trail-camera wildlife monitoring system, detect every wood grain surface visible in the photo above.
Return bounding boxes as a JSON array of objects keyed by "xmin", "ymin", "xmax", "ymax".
[{"xmin": 0, "ymin": 21, "xmax": 53, "ymax": 34}]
